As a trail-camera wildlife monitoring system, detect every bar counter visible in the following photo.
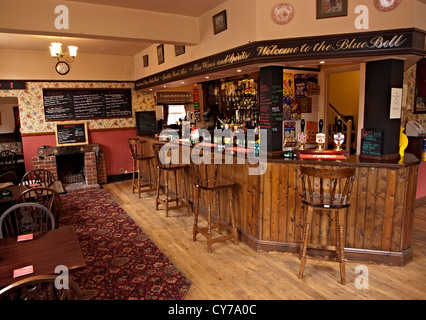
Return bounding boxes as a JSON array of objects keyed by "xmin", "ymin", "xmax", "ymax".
[{"xmin": 139, "ymin": 136, "xmax": 420, "ymax": 266}]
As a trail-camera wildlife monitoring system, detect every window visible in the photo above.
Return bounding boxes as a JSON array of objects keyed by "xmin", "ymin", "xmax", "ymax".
[{"xmin": 167, "ymin": 105, "xmax": 186, "ymax": 125}]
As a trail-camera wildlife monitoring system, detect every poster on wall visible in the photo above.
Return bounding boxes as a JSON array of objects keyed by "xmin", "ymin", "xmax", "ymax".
[
  {"xmin": 283, "ymin": 96, "xmax": 301, "ymax": 120},
  {"xmin": 306, "ymin": 121, "xmax": 318, "ymax": 144},
  {"xmin": 284, "ymin": 121, "xmax": 296, "ymax": 138},
  {"xmin": 294, "ymin": 74, "xmax": 307, "ymax": 98},
  {"xmin": 283, "ymin": 72, "xmax": 294, "ymax": 96},
  {"xmin": 306, "ymin": 74, "xmax": 320, "ymax": 95}
]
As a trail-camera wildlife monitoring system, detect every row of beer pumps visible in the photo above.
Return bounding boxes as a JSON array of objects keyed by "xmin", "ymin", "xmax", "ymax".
[{"xmin": 296, "ymin": 116, "xmax": 345, "ymax": 152}]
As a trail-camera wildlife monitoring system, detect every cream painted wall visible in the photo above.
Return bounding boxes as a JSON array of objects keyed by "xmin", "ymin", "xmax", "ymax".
[
  {"xmin": 134, "ymin": 0, "xmax": 257, "ymax": 80},
  {"xmin": 0, "ymin": 0, "xmax": 199, "ymax": 45},
  {"xmin": 328, "ymin": 70, "xmax": 360, "ymax": 129},
  {"xmin": 134, "ymin": 0, "xmax": 426, "ymax": 81},
  {"xmin": 0, "ymin": 49, "xmax": 134, "ymax": 81},
  {"xmin": 255, "ymin": 0, "xmax": 418, "ymax": 41}
]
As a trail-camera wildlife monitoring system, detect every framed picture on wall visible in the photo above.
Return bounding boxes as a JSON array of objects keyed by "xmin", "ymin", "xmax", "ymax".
[
  {"xmin": 143, "ymin": 55, "xmax": 149, "ymax": 67},
  {"xmin": 157, "ymin": 44, "xmax": 164, "ymax": 65},
  {"xmin": 174, "ymin": 45, "xmax": 185, "ymax": 56},
  {"xmin": 316, "ymin": 0, "xmax": 347, "ymax": 19},
  {"xmin": 213, "ymin": 10, "xmax": 227, "ymax": 34}
]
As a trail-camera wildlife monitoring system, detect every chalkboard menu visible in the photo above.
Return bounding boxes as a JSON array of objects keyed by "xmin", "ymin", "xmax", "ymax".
[
  {"xmin": 259, "ymin": 66, "xmax": 283, "ymax": 152},
  {"xmin": 43, "ymin": 89, "xmax": 132, "ymax": 120},
  {"xmin": 55, "ymin": 122, "xmax": 89, "ymax": 146},
  {"xmin": 135, "ymin": 111, "xmax": 157, "ymax": 136},
  {"xmin": 360, "ymin": 128, "xmax": 383, "ymax": 158}
]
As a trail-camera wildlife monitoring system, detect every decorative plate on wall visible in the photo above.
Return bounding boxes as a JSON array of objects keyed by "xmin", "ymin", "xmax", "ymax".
[
  {"xmin": 273, "ymin": 3, "xmax": 294, "ymax": 25},
  {"xmin": 374, "ymin": 0, "xmax": 401, "ymax": 12}
]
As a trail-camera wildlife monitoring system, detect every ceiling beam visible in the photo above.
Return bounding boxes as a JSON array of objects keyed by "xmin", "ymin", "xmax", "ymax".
[{"xmin": 0, "ymin": 0, "xmax": 200, "ymax": 45}]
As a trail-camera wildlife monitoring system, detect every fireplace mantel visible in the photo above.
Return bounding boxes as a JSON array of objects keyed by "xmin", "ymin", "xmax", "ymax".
[{"xmin": 37, "ymin": 144, "xmax": 100, "ymax": 158}]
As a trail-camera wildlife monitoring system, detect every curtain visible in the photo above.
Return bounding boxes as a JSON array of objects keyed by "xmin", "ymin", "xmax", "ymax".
[
  {"xmin": 13, "ymin": 106, "xmax": 20, "ymax": 135},
  {"xmin": 162, "ymin": 105, "xmax": 169, "ymax": 125}
]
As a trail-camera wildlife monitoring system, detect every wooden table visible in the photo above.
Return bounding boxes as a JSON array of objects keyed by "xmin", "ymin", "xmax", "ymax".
[
  {"xmin": 0, "ymin": 225, "xmax": 86, "ymax": 287},
  {"xmin": 0, "ymin": 185, "xmax": 27, "ymax": 205}
]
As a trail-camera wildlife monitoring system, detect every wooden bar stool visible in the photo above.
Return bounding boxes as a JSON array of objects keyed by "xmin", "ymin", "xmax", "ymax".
[
  {"xmin": 191, "ymin": 159, "xmax": 238, "ymax": 253},
  {"xmin": 128, "ymin": 138, "xmax": 156, "ymax": 197},
  {"xmin": 298, "ymin": 165, "xmax": 355, "ymax": 284},
  {"xmin": 152, "ymin": 143, "xmax": 188, "ymax": 217}
]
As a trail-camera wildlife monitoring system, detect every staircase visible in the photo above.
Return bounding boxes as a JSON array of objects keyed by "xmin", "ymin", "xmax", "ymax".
[{"xmin": 328, "ymin": 103, "xmax": 355, "ymax": 154}]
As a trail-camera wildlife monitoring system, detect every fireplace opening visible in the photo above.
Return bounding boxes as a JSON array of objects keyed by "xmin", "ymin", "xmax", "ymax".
[{"xmin": 56, "ymin": 153, "xmax": 85, "ymax": 185}]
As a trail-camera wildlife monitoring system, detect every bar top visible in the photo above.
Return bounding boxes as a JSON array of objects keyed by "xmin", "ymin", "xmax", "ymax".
[
  {"xmin": 267, "ymin": 152, "xmax": 421, "ymax": 168},
  {"xmin": 141, "ymin": 135, "xmax": 421, "ymax": 169}
]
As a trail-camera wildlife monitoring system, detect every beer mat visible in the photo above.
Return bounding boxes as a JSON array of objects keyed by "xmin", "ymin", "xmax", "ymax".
[
  {"xmin": 13, "ymin": 265, "xmax": 34, "ymax": 278},
  {"xmin": 225, "ymin": 147, "xmax": 254, "ymax": 153},
  {"xmin": 195, "ymin": 142, "xmax": 216, "ymax": 147},
  {"xmin": 17, "ymin": 233, "xmax": 34, "ymax": 242}
]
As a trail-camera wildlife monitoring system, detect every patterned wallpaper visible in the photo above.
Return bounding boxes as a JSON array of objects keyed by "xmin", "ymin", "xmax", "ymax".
[
  {"xmin": 0, "ymin": 71, "xmax": 424, "ymax": 135},
  {"xmin": 403, "ymin": 63, "xmax": 426, "ymax": 127},
  {"xmin": 0, "ymin": 81, "xmax": 156, "ymax": 134}
]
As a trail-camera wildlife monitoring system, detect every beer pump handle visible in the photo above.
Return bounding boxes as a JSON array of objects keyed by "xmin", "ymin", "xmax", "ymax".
[
  {"xmin": 319, "ymin": 117, "xmax": 323, "ymax": 133},
  {"xmin": 337, "ymin": 116, "xmax": 342, "ymax": 133},
  {"xmin": 301, "ymin": 118, "xmax": 305, "ymax": 133}
]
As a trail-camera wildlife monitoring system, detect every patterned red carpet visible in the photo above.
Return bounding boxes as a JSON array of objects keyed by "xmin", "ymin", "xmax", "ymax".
[{"xmin": 60, "ymin": 189, "xmax": 191, "ymax": 300}]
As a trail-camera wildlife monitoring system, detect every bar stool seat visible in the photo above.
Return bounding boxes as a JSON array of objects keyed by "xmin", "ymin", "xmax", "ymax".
[
  {"xmin": 128, "ymin": 138, "xmax": 156, "ymax": 197},
  {"xmin": 298, "ymin": 165, "xmax": 355, "ymax": 284},
  {"xmin": 152, "ymin": 143, "xmax": 189, "ymax": 217},
  {"xmin": 191, "ymin": 159, "xmax": 238, "ymax": 253}
]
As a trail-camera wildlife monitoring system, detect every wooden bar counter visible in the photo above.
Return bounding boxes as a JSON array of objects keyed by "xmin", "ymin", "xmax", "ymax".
[{"xmin": 138, "ymin": 136, "xmax": 419, "ymax": 266}]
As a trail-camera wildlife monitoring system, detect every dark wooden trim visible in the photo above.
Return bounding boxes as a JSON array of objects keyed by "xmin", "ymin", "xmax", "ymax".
[
  {"xmin": 106, "ymin": 172, "xmax": 133, "ymax": 183},
  {"xmin": 135, "ymin": 28, "xmax": 426, "ymax": 90}
]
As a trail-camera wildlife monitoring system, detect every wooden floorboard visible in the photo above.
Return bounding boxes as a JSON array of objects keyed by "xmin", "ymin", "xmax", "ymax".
[{"xmin": 103, "ymin": 180, "xmax": 426, "ymax": 300}]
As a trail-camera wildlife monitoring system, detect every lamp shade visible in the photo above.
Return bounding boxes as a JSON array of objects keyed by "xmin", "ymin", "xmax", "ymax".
[
  {"xmin": 68, "ymin": 46, "xmax": 78, "ymax": 57},
  {"xmin": 50, "ymin": 42, "xmax": 62, "ymax": 57}
]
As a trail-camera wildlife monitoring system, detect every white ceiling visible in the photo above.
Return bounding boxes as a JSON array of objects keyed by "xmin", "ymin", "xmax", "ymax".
[
  {"xmin": 0, "ymin": 0, "xmax": 228, "ymax": 56},
  {"xmin": 65, "ymin": 0, "xmax": 229, "ymax": 17}
]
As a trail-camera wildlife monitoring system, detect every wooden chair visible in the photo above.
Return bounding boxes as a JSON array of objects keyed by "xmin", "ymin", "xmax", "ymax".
[
  {"xmin": 128, "ymin": 138, "xmax": 156, "ymax": 197},
  {"xmin": 0, "ymin": 150, "xmax": 17, "ymax": 175},
  {"xmin": 18, "ymin": 187, "xmax": 62, "ymax": 228},
  {"xmin": 298, "ymin": 165, "xmax": 356, "ymax": 284},
  {"xmin": 152, "ymin": 143, "xmax": 188, "ymax": 217},
  {"xmin": 0, "ymin": 275, "xmax": 82, "ymax": 300},
  {"xmin": 0, "ymin": 203, "xmax": 55, "ymax": 239},
  {"xmin": 191, "ymin": 156, "xmax": 238, "ymax": 253},
  {"xmin": 20, "ymin": 169, "xmax": 55, "ymax": 188}
]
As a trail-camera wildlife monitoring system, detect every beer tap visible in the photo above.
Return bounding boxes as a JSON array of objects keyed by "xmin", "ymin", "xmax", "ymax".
[
  {"xmin": 333, "ymin": 116, "xmax": 345, "ymax": 151},
  {"xmin": 297, "ymin": 117, "xmax": 306, "ymax": 150},
  {"xmin": 316, "ymin": 116, "xmax": 325, "ymax": 151}
]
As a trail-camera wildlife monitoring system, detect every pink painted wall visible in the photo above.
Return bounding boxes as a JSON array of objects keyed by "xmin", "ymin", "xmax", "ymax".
[
  {"xmin": 22, "ymin": 130, "xmax": 426, "ymax": 198},
  {"xmin": 22, "ymin": 128, "xmax": 137, "ymax": 177}
]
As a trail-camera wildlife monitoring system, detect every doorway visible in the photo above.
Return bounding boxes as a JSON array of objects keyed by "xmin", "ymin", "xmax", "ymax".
[
  {"xmin": 327, "ymin": 70, "xmax": 360, "ymax": 154},
  {"xmin": 0, "ymin": 97, "xmax": 24, "ymax": 180}
]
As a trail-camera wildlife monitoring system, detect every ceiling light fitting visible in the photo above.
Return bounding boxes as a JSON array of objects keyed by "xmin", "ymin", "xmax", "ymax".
[{"xmin": 50, "ymin": 42, "xmax": 78, "ymax": 63}]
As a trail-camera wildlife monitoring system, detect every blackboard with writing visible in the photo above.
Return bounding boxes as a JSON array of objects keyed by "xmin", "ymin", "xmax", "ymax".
[
  {"xmin": 360, "ymin": 128, "xmax": 383, "ymax": 157},
  {"xmin": 135, "ymin": 111, "xmax": 157, "ymax": 136},
  {"xmin": 259, "ymin": 66, "xmax": 283, "ymax": 152},
  {"xmin": 43, "ymin": 89, "xmax": 132, "ymax": 120},
  {"xmin": 55, "ymin": 122, "xmax": 89, "ymax": 146}
]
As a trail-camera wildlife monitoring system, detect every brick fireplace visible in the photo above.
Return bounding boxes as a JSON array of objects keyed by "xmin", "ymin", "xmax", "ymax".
[{"xmin": 32, "ymin": 144, "xmax": 106, "ymax": 193}]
